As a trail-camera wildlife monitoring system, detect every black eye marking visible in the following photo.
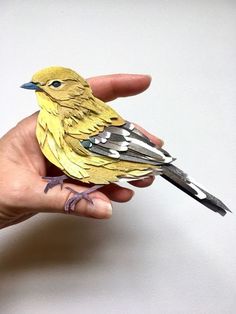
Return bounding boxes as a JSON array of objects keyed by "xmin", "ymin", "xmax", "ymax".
[{"xmin": 50, "ymin": 80, "xmax": 61, "ymax": 88}]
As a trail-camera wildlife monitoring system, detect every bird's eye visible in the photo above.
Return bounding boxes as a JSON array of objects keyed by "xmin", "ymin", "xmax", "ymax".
[{"xmin": 51, "ymin": 81, "xmax": 61, "ymax": 88}]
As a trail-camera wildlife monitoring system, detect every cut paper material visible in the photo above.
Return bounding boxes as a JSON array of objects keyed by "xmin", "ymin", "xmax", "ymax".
[{"xmin": 21, "ymin": 66, "xmax": 230, "ymax": 215}]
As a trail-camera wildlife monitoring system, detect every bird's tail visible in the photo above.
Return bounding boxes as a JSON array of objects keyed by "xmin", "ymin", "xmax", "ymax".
[{"xmin": 161, "ymin": 164, "xmax": 230, "ymax": 216}]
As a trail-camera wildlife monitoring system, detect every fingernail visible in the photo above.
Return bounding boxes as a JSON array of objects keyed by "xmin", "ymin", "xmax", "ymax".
[
  {"xmin": 143, "ymin": 176, "xmax": 155, "ymax": 182},
  {"xmin": 132, "ymin": 74, "xmax": 152, "ymax": 81},
  {"xmin": 130, "ymin": 190, "xmax": 135, "ymax": 198},
  {"xmin": 88, "ymin": 198, "xmax": 112, "ymax": 218},
  {"xmin": 142, "ymin": 74, "xmax": 152, "ymax": 81}
]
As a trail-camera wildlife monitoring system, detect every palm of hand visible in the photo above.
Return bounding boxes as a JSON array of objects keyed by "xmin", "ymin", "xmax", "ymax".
[{"xmin": 0, "ymin": 114, "xmax": 42, "ymax": 227}]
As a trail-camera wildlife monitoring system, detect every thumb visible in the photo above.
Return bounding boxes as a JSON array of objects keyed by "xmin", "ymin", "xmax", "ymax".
[{"xmin": 29, "ymin": 179, "xmax": 112, "ymax": 219}]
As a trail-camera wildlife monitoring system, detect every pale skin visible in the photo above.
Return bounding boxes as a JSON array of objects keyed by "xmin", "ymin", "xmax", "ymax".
[{"xmin": 0, "ymin": 74, "xmax": 164, "ymax": 229}]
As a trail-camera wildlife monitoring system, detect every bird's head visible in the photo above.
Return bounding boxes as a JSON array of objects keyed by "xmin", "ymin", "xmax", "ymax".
[{"xmin": 21, "ymin": 66, "xmax": 90, "ymax": 101}]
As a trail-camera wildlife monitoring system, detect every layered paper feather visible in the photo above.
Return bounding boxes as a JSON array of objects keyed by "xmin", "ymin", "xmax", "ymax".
[{"xmin": 34, "ymin": 67, "xmax": 173, "ymax": 184}]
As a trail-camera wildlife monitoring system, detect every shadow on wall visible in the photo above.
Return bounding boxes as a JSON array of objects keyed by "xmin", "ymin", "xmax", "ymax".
[
  {"xmin": 0, "ymin": 202, "xmax": 160, "ymax": 275},
  {"xmin": 0, "ymin": 215, "xmax": 120, "ymax": 273}
]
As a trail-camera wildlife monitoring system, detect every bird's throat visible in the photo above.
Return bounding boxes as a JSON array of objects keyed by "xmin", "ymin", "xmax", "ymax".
[{"xmin": 36, "ymin": 92, "xmax": 59, "ymax": 114}]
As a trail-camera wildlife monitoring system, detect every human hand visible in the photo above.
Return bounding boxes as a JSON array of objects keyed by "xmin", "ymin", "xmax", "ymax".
[{"xmin": 0, "ymin": 74, "xmax": 164, "ymax": 229}]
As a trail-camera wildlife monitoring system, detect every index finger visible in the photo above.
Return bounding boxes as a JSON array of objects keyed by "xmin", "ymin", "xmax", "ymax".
[{"xmin": 87, "ymin": 74, "xmax": 151, "ymax": 102}]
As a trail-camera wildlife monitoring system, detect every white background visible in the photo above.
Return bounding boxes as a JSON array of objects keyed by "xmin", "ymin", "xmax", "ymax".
[{"xmin": 0, "ymin": 1, "xmax": 235, "ymax": 313}]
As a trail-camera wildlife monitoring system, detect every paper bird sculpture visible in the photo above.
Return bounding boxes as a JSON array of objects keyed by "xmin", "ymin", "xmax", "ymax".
[{"xmin": 21, "ymin": 66, "xmax": 230, "ymax": 215}]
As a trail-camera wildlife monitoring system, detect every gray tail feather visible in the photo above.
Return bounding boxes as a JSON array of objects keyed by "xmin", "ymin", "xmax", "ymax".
[{"xmin": 161, "ymin": 164, "xmax": 231, "ymax": 216}]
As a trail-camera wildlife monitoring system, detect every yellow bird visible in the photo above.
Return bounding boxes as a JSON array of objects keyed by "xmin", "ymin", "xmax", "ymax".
[{"xmin": 21, "ymin": 66, "xmax": 229, "ymax": 215}]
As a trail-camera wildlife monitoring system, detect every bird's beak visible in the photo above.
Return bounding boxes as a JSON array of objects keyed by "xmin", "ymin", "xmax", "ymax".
[{"xmin": 20, "ymin": 82, "xmax": 42, "ymax": 91}]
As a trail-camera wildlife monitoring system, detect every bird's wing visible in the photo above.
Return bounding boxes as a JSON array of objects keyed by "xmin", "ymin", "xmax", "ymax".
[
  {"xmin": 62, "ymin": 94, "xmax": 173, "ymax": 164},
  {"xmin": 79, "ymin": 121, "xmax": 174, "ymax": 165}
]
